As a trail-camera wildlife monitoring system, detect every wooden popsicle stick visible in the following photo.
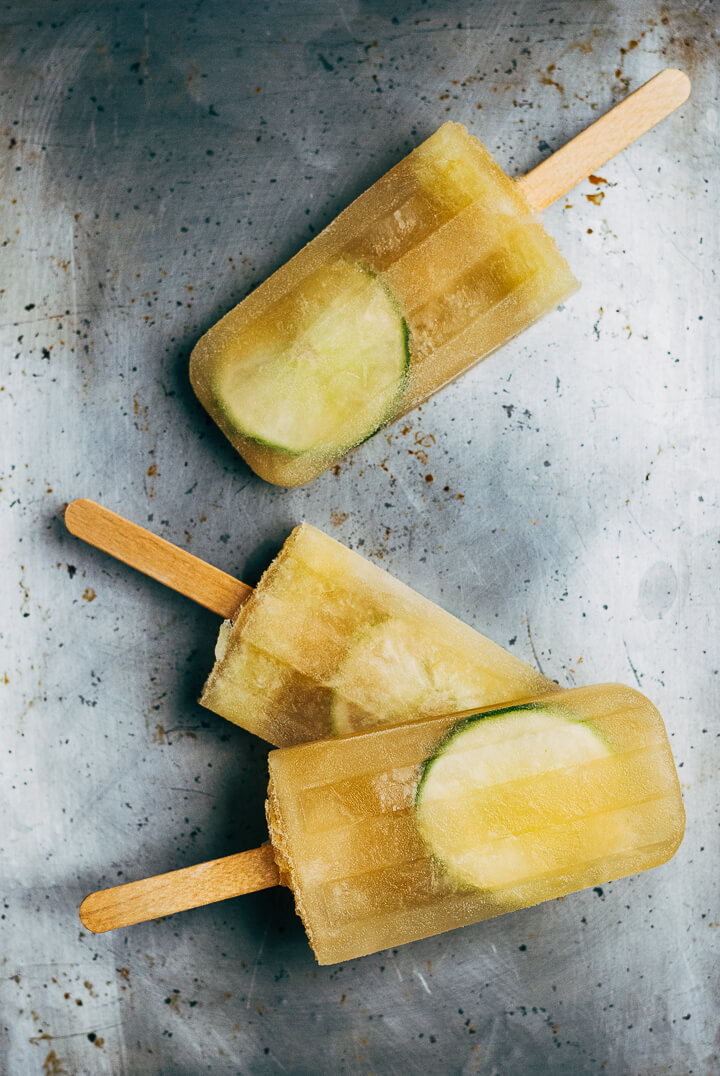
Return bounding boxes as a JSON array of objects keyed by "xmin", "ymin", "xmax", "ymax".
[
  {"xmin": 517, "ymin": 68, "xmax": 690, "ymax": 212},
  {"xmin": 79, "ymin": 843, "xmax": 281, "ymax": 933},
  {"xmin": 65, "ymin": 498, "xmax": 252, "ymax": 619}
]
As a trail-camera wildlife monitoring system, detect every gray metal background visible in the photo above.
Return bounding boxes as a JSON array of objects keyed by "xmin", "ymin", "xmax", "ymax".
[{"xmin": 1, "ymin": 1, "xmax": 717, "ymax": 1073}]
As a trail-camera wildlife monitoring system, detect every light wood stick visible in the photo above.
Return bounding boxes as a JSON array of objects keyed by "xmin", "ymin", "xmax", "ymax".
[
  {"xmin": 517, "ymin": 68, "xmax": 690, "ymax": 212},
  {"xmin": 65, "ymin": 498, "xmax": 252, "ymax": 619},
  {"xmin": 79, "ymin": 843, "xmax": 281, "ymax": 933}
]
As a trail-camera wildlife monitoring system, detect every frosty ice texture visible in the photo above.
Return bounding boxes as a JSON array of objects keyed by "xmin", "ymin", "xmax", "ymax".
[
  {"xmin": 190, "ymin": 123, "xmax": 578, "ymax": 485},
  {"xmin": 266, "ymin": 684, "xmax": 685, "ymax": 964},
  {"xmin": 199, "ymin": 523, "xmax": 555, "ymax": 746}
]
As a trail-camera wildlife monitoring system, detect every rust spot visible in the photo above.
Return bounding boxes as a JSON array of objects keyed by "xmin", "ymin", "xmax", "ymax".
[
  {"xmin": 425, "ymin": 474, "xmax": 434, "ymax": 483},
  {"xmin": 585, "ymin": 191, "xmax": 605, "ymax": 205},
  {"xmin": 42, "ymin": 1052, "xmax": 69, "ymax": 1076},
  {"xmin": 147, "ymin": 463, "xmax": 157, "ymax": 477},
  {"xmin": 588, "ymin": 174, "xmax": 608, "ymax": 186},
  {"xmin": 567, "ymin": 36, "xmax": 596, "ymax": 54},
  {"xmin": 82, "ymin": 587, "xmax": 96, "ymax": 602},
  {"xmin": 541, "ymin": 65, "xmax": 563, "ymax": 92},
  {"xmin": 330, "ymin": 509, "xmax": 349, "ymax": 527}
]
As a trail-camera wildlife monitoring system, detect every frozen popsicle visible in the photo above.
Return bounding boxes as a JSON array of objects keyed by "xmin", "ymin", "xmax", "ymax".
[
  {"xmin": 79, "ymin": 684, "xmax": 685, "ymax": 965},
  {"xmin": 189, "ymin": 69, "xmax": 690, "ymax": 486},
  {"xmin": 65, "ymin": 499, "xmax": 554, "ymax": 746}
]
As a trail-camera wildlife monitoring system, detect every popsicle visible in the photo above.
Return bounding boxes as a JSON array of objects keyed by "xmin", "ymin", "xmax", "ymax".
[
  {"xmin": 190, "ymin": 69, "xmax": 690, "ymax": 486},
  {"xmin": 79, "ymin": 684, "xmax": 685, "ymax": 965},
  {"xmin": 65, "ymin": 499, "xmax": 554, "ymax": 746}
]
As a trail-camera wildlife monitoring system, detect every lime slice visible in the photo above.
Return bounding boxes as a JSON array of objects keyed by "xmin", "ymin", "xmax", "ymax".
[
  {"xmin": 210, "ymin": 261, "xmax": 408, "ymax": 455},
  {"xmin": 415, "ymin": 705, "xmax": 614, "ymax": 891},
  {"xmin": 329, "ymin": 616, "xmax": 509, "ymax": 735}
]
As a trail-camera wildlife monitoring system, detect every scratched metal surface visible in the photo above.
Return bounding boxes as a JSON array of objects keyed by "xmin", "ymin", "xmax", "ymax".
[{"xmin": 1, "ymin": 1, "xmax": 718, "ymax": 1073}]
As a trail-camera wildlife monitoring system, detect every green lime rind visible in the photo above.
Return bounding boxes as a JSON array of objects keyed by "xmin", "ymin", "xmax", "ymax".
[
  {"xmin": 414, "ymin": 703, "xmax": 611, "ymax": 892},
  {"xmin": 414, "ymin": 702, "xmax": 562, "ymax": 805}
]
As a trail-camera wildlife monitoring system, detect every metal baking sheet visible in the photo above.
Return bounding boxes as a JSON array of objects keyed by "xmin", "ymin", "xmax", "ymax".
[{"xmin": 1, "ymin": 1, "xmax": 717, "ymax": 1072}]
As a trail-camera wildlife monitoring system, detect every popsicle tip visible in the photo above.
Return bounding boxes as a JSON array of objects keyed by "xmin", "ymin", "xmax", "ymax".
[
  {"xmin": 64, "ymin": 497, "xmax": 93, "ymax": 535},
  {"xmin": 658, "ymin": 66, "xmax": 691, "ymax": 105},
  {"xmin": 78, "ymin": 892, "xmax": 104, "ymax": 934}
]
